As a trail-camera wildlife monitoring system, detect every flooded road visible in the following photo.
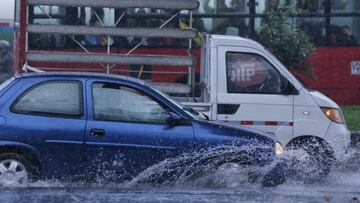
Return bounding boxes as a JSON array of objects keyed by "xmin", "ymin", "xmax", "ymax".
[
  {"xmin": 1, "ymin": 172, "xmax": 360, "ymax": 203},
  {"xmin": 1, "ymin": 149, "xmax": 360, "ymax": 203}
]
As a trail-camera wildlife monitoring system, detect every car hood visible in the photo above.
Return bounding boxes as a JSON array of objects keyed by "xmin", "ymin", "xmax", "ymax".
[
  {"xmin": 309, "ymin": 90, "xmax": 339, "ymax": 109},
  {"xmin": 194, "ymin": 120, "xmax": 276, "ymax": 146}
]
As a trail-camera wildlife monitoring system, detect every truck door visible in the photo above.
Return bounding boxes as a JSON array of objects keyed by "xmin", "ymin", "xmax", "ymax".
[{"xmin": 216, "ymin": 46, "xmax": 294, "ymax": 143}]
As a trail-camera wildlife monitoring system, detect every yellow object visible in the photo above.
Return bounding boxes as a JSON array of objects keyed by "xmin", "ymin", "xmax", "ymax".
[
  {"xmin": 138, "ymin": 65, "xmax": 144, "ymax": 79},
  {"xmin": 179, "ymin": 20, "xmax": 203, "ymax": 46}
]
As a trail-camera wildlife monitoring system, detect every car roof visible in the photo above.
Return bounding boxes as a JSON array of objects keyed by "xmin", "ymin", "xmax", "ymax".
[{"xmin": 14, "ymin": 72, "xmax": 146, "ymax": 85}]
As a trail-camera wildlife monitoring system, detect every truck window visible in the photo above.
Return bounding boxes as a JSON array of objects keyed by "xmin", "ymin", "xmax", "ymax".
[{"xmin": 226, "ymin": 52, "xmax": 282, "ymax": 94}]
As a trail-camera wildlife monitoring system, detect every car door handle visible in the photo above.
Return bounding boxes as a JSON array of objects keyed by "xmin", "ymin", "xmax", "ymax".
[{"xmin": 90, "ymin": 129, "xmax": 105, "ymax": 137}]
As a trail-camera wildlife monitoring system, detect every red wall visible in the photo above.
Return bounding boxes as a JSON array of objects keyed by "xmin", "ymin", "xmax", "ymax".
[{"xmin": 298, "ymin": 47, "xmax": 360, "ymax": 105}]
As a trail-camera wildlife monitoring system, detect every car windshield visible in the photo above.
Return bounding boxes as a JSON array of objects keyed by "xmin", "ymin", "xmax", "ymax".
[
  {"xmin": 150, "ymin": 85, "xmax": 184, "ymax": 109},
  {"xmin": 150, "ymin": 85, "xmax": 208, "ymax": 121},
  {"xmin": 182, "ymin": 106, "xmax": 208, "ymax": 121}
]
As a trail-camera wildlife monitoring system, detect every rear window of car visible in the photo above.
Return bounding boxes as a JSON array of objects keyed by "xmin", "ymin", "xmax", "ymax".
[{"xmin": 12, "ymin": 80, "xmax": 83, "ymax": 118}]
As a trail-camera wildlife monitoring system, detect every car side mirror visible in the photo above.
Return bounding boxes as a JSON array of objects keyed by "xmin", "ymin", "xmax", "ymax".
[{"xmin": 165, "ymin": 112, "xmax": 183, "ymax": 126}]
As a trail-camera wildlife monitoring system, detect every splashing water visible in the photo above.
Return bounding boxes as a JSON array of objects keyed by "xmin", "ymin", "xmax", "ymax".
[
  {"xmin": 126, "ymin": 145, "xmax": 277, "ymax": 188},
  {"xmin": 9, "ymin": 144, "xmax": 357, "ymax": 189},
  {"xmin": 0, "ymin": 145, "xmax": 284, "ymax": 189},
  {"xmin": 1, "ymin": 147, "xmax": 360, "ymax": 203}
]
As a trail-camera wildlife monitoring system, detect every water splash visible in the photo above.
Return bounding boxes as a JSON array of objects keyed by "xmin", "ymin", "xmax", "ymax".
[
  {"xmin": 282, "ymin": 146, "xmax": 360, "ymax": 184},
  {"xmin": 0, "ymin": 145, "xmax": 281, "ymax": 188},
  {"xmin": 126, "ymin": 145, "xmax": 276, "ymax": 188},
  {"xmin": 334, "ymin": 148, "xmax": 360, "ymax": 172}
]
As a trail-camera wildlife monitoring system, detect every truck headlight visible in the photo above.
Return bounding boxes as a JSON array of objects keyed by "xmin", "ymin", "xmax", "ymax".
[
  {"xmin": 321, "ymin": 107, "xmax": 345, "ymax": 124},
  {"xmin": 275, "ymin": 142, "xmax": 284, "ymax": 156}
]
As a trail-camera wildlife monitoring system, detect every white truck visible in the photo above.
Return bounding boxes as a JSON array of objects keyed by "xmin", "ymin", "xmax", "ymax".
[
  {"xmin": 21, "ymin": 0, "xmax": 350, "ymax": 179},
  {"xmin": 173, "ymin": 34, "xmax": 350, "ymax": 178}
]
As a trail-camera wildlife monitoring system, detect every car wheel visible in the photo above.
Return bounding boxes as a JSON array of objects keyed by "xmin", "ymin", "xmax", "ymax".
[
  {"xmin": 287, "ymin": 138, "xmax": 334, "ymax": 182},
  {"xmin": 0, "ymin": 153, "xmax": 34, "ymax": 187}
]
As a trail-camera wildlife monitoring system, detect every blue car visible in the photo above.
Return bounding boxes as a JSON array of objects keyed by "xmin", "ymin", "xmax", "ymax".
[{"xmin": 0, "ymin": 72, "xmax": 286, "ymax": 186}]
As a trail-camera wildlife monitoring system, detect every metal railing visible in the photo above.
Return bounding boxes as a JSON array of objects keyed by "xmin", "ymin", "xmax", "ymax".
[{"xmin": 24, "ymin": 0, "xmax": 200, "ymax": 96}]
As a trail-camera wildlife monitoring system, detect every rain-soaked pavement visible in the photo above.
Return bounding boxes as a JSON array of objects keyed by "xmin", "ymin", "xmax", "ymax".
[{"xmin": 1, "ymin": 148, "xmax": 360, "ymax": 203}]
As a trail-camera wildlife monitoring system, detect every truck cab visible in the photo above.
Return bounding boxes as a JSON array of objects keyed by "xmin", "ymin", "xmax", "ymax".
[{"xmin": 188, "ymin": 35, "xmax": 350, "ymax": 177}]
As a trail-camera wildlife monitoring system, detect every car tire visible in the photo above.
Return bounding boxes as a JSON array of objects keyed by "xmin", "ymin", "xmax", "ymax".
[
  {"xmin": 0, "ymin": 153, "xmax": 37, "ymax": 187},
  {"xmin": 287, "ymin": 138, "xmax": 334, "ymax": 182}
]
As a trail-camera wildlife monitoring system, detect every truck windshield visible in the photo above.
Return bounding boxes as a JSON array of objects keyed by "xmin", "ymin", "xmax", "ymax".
[
  {"xmin": 292, "ymin": 75, "xmax": 312, "ymax": 91},
  {"xmin": 264, "ymin": 49, "xmax": 311, "ymax": 90}
]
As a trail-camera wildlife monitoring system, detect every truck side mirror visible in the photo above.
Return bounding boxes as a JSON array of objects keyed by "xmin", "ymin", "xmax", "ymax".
[
  {"xmin": 281, "ymin": 77, "xmax": 299, "ymax": 95},
  {"xmin": 280, "ymin": 76, "xmax": 289, "ymax": 92}
]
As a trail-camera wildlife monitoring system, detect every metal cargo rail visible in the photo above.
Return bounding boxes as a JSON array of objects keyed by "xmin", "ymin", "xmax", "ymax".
[
  {"xmin": 26, "ymin": 52, "xmax": 194, "ymax": 66},
  {"xmin": 27, "ymin": 0, "xmax": 199, "ymax": 10},
  {"xmin": 22, "ymin": 0, "xmax": 200, "ymax": 96}
]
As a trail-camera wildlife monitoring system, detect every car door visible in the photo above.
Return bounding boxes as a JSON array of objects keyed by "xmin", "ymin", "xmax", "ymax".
[
  {"xmin": 1, "ymin": 78, "xmax": 86, "ymax": 178},
  {"xmin": 84, "ymin": 79, "xmax": 194, "ymax": 180},
  {"xmin": 216, "ymin": 46, "xmax": 295, "ymax": 144}
]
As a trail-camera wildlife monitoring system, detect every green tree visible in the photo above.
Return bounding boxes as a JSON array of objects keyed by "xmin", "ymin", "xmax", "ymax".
[{"xmin": 258, "ymin": 7, "xmax": 315, "ymax": 77}]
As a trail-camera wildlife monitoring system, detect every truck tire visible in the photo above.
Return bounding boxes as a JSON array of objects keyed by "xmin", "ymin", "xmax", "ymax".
[
  {"xmin": 287, "ymin": 138, "xmax": 334, "ymax": 182},
  {"xmin": 0, "ymin": 153, "xmax": 37, "ymax": 186}
]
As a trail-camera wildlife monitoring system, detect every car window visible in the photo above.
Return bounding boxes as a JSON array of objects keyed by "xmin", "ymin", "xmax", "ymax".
[
  {"xmin": 226, "ymin": 52, "xmax": 282, "ymax": 94},
  {"xmin": 12, "ymin": 81, "xmax": 82, "ymax": 117},
  {"xmin": 92, "ymin": 82, "xmax": 168, "ymax": 124}
]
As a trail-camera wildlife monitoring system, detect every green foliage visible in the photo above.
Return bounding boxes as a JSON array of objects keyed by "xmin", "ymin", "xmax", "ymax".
[
  {"xmin": 0, "ymin": 33, "xmax": 13, "ymax": 43},
  {"xmin": 341, "ymin": 105, "xmax": 360, "ymax": 132},
  {"xmin": 258, "ymin": 7, "xmax": 315, "ymax": 77}
]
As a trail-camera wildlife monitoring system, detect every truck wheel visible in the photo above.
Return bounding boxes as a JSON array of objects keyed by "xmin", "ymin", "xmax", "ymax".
[
  {"xmin": 287, "ymin": 138, "xmax": 334, "ymax": 182},
  {"xmin": 0, "ymin": 153, "xmax": 36, "ymax": 187}
]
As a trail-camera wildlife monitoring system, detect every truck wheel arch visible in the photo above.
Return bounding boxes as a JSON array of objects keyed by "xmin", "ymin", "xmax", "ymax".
[{"xmin": 286, "ymin": 136, "xmax": 335, "ymax": 158}]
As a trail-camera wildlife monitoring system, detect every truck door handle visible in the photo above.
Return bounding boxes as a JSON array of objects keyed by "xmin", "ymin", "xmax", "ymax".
[{"xmin": 90, "ymin": 129, "xmax": 105, "ymax": 137}]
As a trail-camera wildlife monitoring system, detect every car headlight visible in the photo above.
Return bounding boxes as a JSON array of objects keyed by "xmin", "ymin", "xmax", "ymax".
[
  {"xmin": 321, "ymin": 107, "xmax": 345, "ymax": 124},
  {"xmin": 275, "ymin": 142, "xmax": 284, "ymax": 156}
]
